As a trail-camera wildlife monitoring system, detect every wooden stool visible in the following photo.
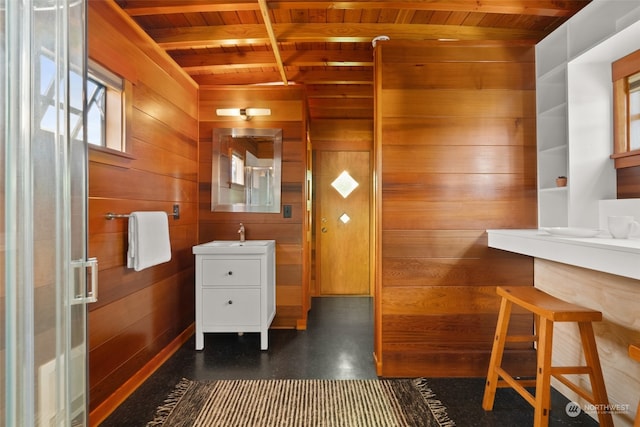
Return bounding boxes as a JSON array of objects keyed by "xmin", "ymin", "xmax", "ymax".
[
  {"xmin": 482, "ymin": 286, "xmax": 613, "ymax": 427},
  {"xmin": 630, "ymin": 344, "xmax": 640, "ymax": 427}
]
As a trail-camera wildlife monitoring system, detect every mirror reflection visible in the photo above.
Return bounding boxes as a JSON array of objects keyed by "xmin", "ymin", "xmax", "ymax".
[{"xmin": 211, "ymin": 128, "xmax": 282, "ymax": 213}]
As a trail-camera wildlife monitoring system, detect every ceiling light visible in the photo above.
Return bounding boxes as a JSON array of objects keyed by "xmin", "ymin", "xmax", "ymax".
[{"xmin": 216, "ymin": 107, "xmax": 271, "ymax": 121}]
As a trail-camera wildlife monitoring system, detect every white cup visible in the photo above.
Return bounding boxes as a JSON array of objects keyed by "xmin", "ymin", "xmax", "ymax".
[{"xmin": 607, "ymin": 216, "xmax": 640, "ymax": 239}]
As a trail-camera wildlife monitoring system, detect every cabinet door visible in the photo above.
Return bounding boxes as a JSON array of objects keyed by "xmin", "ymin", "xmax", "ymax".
[
  {"xmin": 202, "ymin": 288, "xmax": 260, "ymax": 326},
  {"xmin": 201, "ymin": 259, "xmax": 261, "ymax": 287}
]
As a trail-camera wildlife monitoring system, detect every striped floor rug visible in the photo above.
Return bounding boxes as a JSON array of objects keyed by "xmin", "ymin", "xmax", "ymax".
[{"xmin": 146, "ymin": 378, "xmax": 455, "ymax": 427}]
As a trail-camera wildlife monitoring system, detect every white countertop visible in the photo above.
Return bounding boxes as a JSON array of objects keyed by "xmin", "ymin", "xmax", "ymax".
[{"xmin": 487, "ymin": 229, "xmax": 640, "ymax": 280}]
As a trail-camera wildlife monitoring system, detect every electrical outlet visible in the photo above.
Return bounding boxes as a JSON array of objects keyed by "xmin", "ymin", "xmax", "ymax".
[{"xmin": 283, "ymin": 205, "xmax": 292, "ymax": 218}]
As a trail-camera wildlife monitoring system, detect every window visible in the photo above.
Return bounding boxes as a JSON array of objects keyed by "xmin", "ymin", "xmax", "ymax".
[
  {"xmin": 629, "ymin": 72, "xmax": 640, "ymax": 151},
  {"xmin": 611, "ymin": 49, "xmax": 640, "ymax": 168},
  {"xmin": 39, "ymin": 55, "xmax": 84, "ymax": 141},
  {"xmin": 87, "ymin": 61, "xmax": 126, "ymax": 152},
  {"xmin": 230, "ymin": 151, "xmax": 245, "ymax": 186}
]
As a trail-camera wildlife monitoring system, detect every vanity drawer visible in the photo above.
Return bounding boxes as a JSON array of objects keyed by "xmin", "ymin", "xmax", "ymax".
[
  {"xmin": 201, "ymin": 258, "xmax": 261, "ymax": 287},
  {"xmin": 202, "ymin": 288, "xmax": 260, "ymax": 326}
]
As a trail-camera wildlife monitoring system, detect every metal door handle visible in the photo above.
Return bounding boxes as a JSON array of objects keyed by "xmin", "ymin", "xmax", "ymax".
[{"xmin": 71, "ymin": 257, "xmax": 98, "ymax": 304}]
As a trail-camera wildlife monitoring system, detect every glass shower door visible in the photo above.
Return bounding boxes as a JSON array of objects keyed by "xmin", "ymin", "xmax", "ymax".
[{"xmin": 2, "ymin": 0, "xmax": 93, "ymax": 425}]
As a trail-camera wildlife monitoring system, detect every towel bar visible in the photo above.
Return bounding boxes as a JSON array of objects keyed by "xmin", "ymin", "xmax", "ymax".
[{"xmin": 105, "ymin": 204, "xmax": 180, "ymax": 220}]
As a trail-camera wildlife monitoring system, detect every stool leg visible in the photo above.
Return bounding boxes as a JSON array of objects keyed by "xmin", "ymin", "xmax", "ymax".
[
  {"xmin": 534, "ymin": 318, "xmax": 553, "ymax": 427},
  {"xmin": 483, "ymin": 297, "xmax": 512, "ymax": 411},
  {"xmin": 578, "ymin": 321, "xmax": 614, "ymax": 427}
]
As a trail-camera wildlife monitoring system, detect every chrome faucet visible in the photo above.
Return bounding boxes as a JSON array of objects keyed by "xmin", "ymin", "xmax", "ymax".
[{"xmin": 238, "ymin": 223, "xmax": 245, "ymax": 242}]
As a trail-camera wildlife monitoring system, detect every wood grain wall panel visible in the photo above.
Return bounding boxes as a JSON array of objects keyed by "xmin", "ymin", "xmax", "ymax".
[
  {"xmin": 382, "ymin": 89, "xmax": 535, "ymax": 118},
  {"xmin": 88, "ymin": 0, "xmax": 198, "ymax": 413},
  {"xmin": 128, "ymin": 139, "xmax": 198, "ymax": 181},
  {"xmin": 128, "ymin": 109, "xmax": 198, "ymax": 159},
  {"xmin": 90, "ymin": 251, "xmax": 195, "ymax": 310},
  {"xmin": 304, "ymin": 106, "xmax": 374, "ymax": 120},
  {"xmin": 90, "ymin": 162, "xmax": 197, "ymax": 202},
  {"xmin": 308, "ymin": 97, "xmax": 374, "ymax": 112},
  {"xmin": 381, "ymin": 347, "xmax": 536, "ymax": 378},
  {"xmin": 382, "ymin": 117, "xmax": 535, "ymax": 146},
  {"xmin": 89, "ymin": 271, "xmax": 192, "ymax": 351},
  {"xmin": 382, "ymin": 62, "xmax": 535, "ymax": 90},
  {"xmin": 375, "ymin": 40, "xmax": 536, "ymax": 377},
  {"xmin": 381, "ymin": 286, "xmax": 532, "ymax": 316},
  {"xmin": 383, "ymin": 230, "xmax": 497, "ymax": 258},
  {"xmin": 382, "ymin": 200, "xmax": 537, "ymax": 230},
  {"xmin": 132, "ymin": 82, "xmax": 199, "ymax": 141},
  {"xmin": 380, "ymin": 42, "xmax": 535, "ymax": 64},
  {"xmin": 382, "ymin": 314, "xmax": 533, "ymax": 351},
  {"xmin": 198, "ymin": 85, "xmax": 309, "ymax": 329},
  {"xmin": 382, "ymin": 172, "xmax": 537, "ymax": 202},
  {"xmin": 89, "ymin": 270, "xmax": 195, "ymax": 405},
  {"xmin": 310, "ymin": 119, "xmax": 373, "ymax": 145},
  {"xmin": 381, "ymin": 145, "xmax": 536, "ymax": 174},
  {"xmin": 382, "ymin": 258, "xmax": 533, "ymax": 287},
  {"xmin": 617, "ymin": 165, "xmax": 640, "ymax": 198}
]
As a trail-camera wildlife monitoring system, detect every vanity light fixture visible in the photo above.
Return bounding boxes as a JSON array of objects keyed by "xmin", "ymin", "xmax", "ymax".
[{"xmin": 216, "ymin": 107, "xmax": 271, "ymax": 121}]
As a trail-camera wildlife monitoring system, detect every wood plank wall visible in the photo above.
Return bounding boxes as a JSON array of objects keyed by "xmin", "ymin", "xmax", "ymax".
[
  {"xmin": 198, "ymin": 86, "xmax": 310, "ymax": 329},
  {"xmin": 87, "ymin": 0, "xmax": 199, "ymax": 411},
  {"xmin": 618, "ymin": 166, "xmax": 640, "ymax": 198},
  {"xmin": 374, "ymin": 40, "xmax": 538, "ymax": 377}
]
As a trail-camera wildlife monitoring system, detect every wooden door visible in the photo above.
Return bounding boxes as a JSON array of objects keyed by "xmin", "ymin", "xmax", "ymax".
[{"xmin": 316, "ymin": 151, "xmax": 370, "ymax": 295}]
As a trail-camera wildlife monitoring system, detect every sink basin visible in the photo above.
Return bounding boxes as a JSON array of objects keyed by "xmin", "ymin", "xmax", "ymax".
[
  {"xmin": 209, "ymin": 240, "xmax": 270, "ymax": 247},
  {"xmin": 192, "ymin": 240, "xmax": 275, "ymax": 255}
]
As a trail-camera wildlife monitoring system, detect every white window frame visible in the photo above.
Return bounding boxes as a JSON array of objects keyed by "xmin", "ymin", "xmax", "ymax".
[{"xmin": 87, "ymin": 60, "xmax": 126, "ymax": 152}]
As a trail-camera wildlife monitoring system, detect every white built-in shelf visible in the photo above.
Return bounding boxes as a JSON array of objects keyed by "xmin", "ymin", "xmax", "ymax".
[
  {"xmin": 539, "ymin": 186, "xmax": 567, "ymax": 193},
  {"xmin": 539, "ymin": 144, "xmax": 567, "ymax": 155},
  {"xmin": 535, "ymin": 0, "xmax": 640, "ymax": 228}
]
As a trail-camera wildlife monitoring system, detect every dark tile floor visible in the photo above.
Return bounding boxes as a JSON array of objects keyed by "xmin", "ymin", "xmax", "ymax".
[{"xmin": 100, "ymin": 297, "xmax": 599, "ymax": 426}]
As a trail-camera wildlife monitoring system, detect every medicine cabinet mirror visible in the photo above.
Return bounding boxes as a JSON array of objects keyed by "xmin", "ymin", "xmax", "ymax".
[{"xmin": 211, "ymin": 128, "xmax": 282, "ymax": 213}]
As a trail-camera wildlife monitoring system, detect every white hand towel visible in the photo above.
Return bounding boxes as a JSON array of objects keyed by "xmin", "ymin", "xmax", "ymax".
[{"xmin": 127, "ymin": 211, "xmax": 172, "ymax": 271}]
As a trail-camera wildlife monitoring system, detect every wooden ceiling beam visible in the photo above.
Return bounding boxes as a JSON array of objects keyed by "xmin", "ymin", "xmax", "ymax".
[
  {"xmin": 151, "ymin": 25, "xmax": 270, "ymax": 49},
  {"xmin": 194, "ymin": 71, "xmax": 288, "ymax": 86},
  {"xmin": 305, "ymin": 84, "xmax": 373, "ymax": 99},
  {"xmin": 151, "ymin": 22, "xmax": 544, "ymax": 49},
  {"xmin": 258, "ymin": 0, "xmax": 289, "ymax": 85},
  {"xmin": 289, "ymin": 69, "xmax": 373, "ymax": 84},
  {"xmin": 270, "ymin": 1, "xmax": 586, "ymax": 17},
  {"xmin": 193, "ymin": 69, "xmax": 373, "ymax": 86},
  {"xmin": 276, "ymin": 23, "xmax": 543, "ymax": 42},
  {"xmin": 174, "ymin": 50, "xmax": 373, "ymax": 72},
  {"xmin": 120, "ymin": 0, "xmax": 585, "ymax": 17},
  {"xmin": 119, "ymin": 1, "xmax": 260, "ymax": 16}
]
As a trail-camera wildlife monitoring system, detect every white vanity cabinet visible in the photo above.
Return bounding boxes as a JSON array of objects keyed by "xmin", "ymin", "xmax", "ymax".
[{"xmin": 192, "ymin": 240, "xmax": 276, "ymax": 350}]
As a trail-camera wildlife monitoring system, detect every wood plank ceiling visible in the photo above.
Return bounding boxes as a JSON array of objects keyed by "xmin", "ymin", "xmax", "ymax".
[{"xmin": 114, "ymin": 0, "xmax": 590, "ymax": 121}]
